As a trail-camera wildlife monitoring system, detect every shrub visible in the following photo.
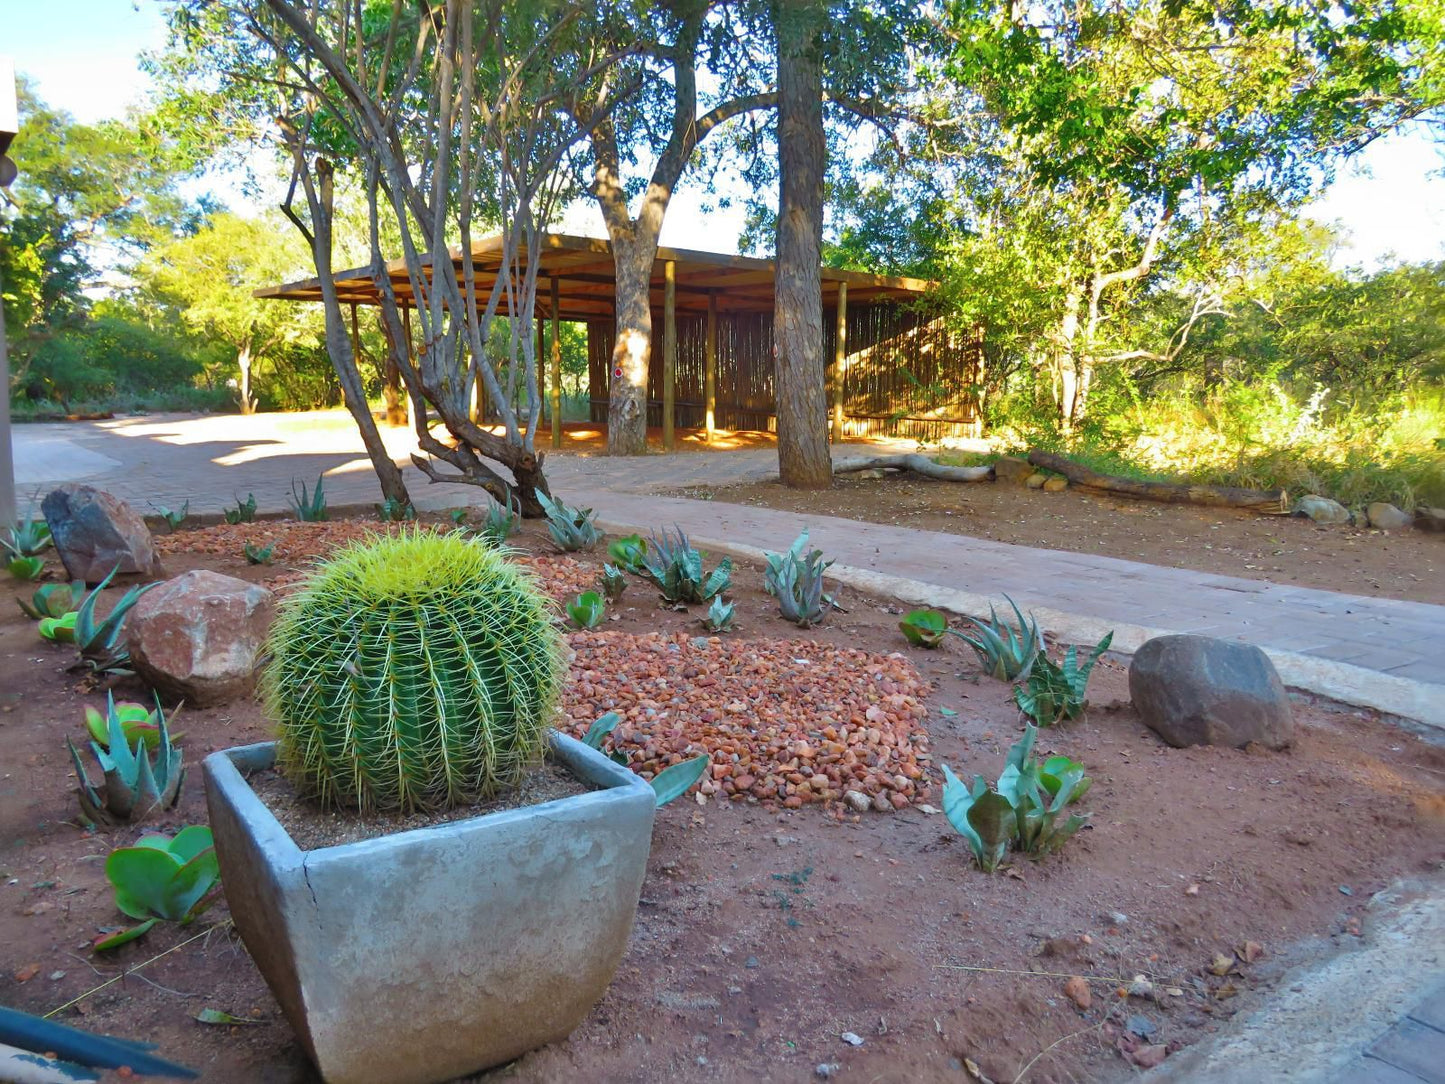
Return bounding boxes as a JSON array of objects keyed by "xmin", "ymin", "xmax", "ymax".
[{"xmin": 263, "ymin": 529, "xmax": 565, "ymax": 812}]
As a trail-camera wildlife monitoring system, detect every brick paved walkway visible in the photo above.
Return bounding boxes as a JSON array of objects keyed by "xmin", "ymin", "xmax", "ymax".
[{"xmin": 14, "ymin": 411, "xmax": 1444, "ymax": 724}]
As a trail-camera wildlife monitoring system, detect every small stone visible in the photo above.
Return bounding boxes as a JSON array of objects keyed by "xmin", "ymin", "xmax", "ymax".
[
  {"xmin": 1110, "ymin": 911, "xmax": 1129, "ymax": 926},
  {"xmin": 992, "ymin": 456, "xmax": 1034, "ymax": 486},
  {"xmin": 854, "ymin": 468, "xmax": 887, "ymax": 480},
  {"xmin": 1293, "ymin": 494, "xmax": 1351, "ymax": 525},
  {"xmin": 1043, "ymin": 476, "xmax": 1068, "ymax": 493},
  {"xmin": 844, "ymin": 790, "xmax": 870, "ymax": 813},
  {"xmin": 841, "ymin": 1031, "xmax": 865, "ymax": 1047},
  {"xmin": 1064, "ymin": 975, "xmax": 1092, "ymax": 1010},
  {"xmin": 871, "ymin": 793, "xmax": 892, "ymax": 813},
  {"xmin": 1128, "ymin": 1043, "xmax": 1168, "ymax": 1069},
  {"xmin": 1126, "ymin": 1014, "xmax": 1157, "ymax": 1040},
  {"xmin": 1366, "ymin": 502, "xmax": 1411, "ymax": 530},
  {"xmin": 1185, "ymin": 883, "xmax": 1200, "ymax": 896},
  {"xmin": 745, "ymin": 956, "xmax": 760, "ymax": 969},
  {"xmin": 13, "ymin": 963, "xmax": 40, "ymax": 983},
  {"xmin": 816, "ymin": 1064, "xmax": 839, "ymax": 1079},
  {"xmin": 1026, "ymin": 473, "xmax": 1048, "ymax": 490},
  {"xmin": 48, "ymin": 970, "xmax": 66, "ymax": 981},
  {"xmin": 1339, "ymin": 885, "xmax": 1353, "ymax": 896}
]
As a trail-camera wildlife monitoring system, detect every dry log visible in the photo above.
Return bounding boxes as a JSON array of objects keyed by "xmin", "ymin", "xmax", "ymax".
[
  {"xmin": 832, "ymin": 454, "xmax": 993, "ymax": 482},
  {"xmin": 1026, "ymin": 450, "xmax": 1288, "ymax": 512}
]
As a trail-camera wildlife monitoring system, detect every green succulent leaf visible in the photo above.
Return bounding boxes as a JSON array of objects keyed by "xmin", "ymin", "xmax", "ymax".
[
  {"xmin": 900, "ymin": 609, "xmax": 947, "ymax": 647},
  {"xmin": 650, "ymin": 754, "xmax": 710, "ymax": 807},
  {"xmin": 582, "ymin": 712, "xmax": 621, "ymax": 750}
]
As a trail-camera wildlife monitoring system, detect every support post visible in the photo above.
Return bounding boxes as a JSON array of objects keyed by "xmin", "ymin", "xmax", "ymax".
[
  {"xmin": 1, "ymin": 60, "xmax": 19, "ymax": 528},
  {"xmin": 705, "ymin": 291, "xmax": 717, "ymax": 445},
  {"xmin": 398, "ymin": 305, "xmax": 414, "ymax": 427},
  {"xmin": 662, "ymin": 260, "xmax": 676, "ymax": 451},
  {"xmin": 831, "ymin": 280, "xmax": 848, "ymax": 442},
  {"xmin": 550, "ymin": 276, "xmax": 562, "ymax": 450}
]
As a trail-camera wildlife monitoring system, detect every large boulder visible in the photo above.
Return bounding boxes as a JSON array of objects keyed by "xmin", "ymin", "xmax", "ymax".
[
  {"xmin": 127, "ymin": 571, "xmax": 275, "ymax": 706},
  {"xmin": 993, "ymin": 456, "xmax": 1034, "ymax": 486},
  {"xmin": 1365, "ymin": 502, "xmax": 1411, "ymax": 530},
  {"xmin": 42, "ymin": 484, "xmax": 163, "ymax": 583},
  {"xmin": 1129, "ymin": 635, "xmax": 1293, "ymax": 751},
  {"xmin": 1293, "ymin": 494, "xmax": 1351, "ymax": 525}
]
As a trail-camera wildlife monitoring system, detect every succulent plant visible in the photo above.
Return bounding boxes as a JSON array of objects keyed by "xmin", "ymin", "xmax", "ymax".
[
  {"xmin": 582, "ymin": 712, "xmax": 709, "ymax": 807},
  {"xmin": 567, "ymin": 590, "xmax": 607, "ymax": 629},
  {"xmin": 225, "ymin": 492, "xmax": 258, "ymax": 524},
  {"xmin": 764, "ymin": 531, "xmax": 832, "ymax": 628},
  {"xmin": 68, "ymin": 692, "xmax": 184, "ymax": 826},
  {"xmin": 39, "ymin": 611, "xmax": 78, "ymax": 643},
  {"xmin": 376, "ymin": 497, "xmax": 416, "ymax": 522},
  {"xmin": 640, "ymin": 526, "xmax": 731, "ymax": 606},
  {"xmin": 537, "ymin": 491, "xmax": 601, "ymax": 551},
  {"xmin": 479, "ymin": 495, "xmax": 521, "ymax": 546},
  {"xmin": 600, "ymin": 563, "xmax": 628, "ymax": 601},
  {"xmin": 8, "ymin": 555, "xmax": 46, "ymax": 580},
  {"xmin": 607, "ymin": 534, "xmax": 648, "ymax": 574},
  {"xmin": 71, "ymin": 565, "xmax": 160, "ymax": 674},
  {"xmin": 98, "ymin": 826, "xmax": 220, "ymax": 950},
  {"xmin": 17, "ymin": 580, "xmax": 85, "ymax": 620},
  {"xmin": 949, "ymin": 596, "xmax": 1041, "ymax": 681},
  {"xmin": 288, "ymin": 474, "xmax": 329, "ymax": 521},
  {"xmin": 244, "ymin": 541, "xmax": 275, "ymax": 565},
  {"xmin": 1014, "ymin": 631, "xmax": 1114, "ymax": 726},
  {"xmin": 2, "ymin": 503, "xmax": 53, "ymax": 559},
  {"xmin": 263, "ymin": 528, "xmax": 565, "ymax": 812},
  {"xmin": 151, "ymin": 500, "xmax": 190, "ymax": 531},
  {"xmin": 900, "ymin": 609, "xmax": 947, "ymax": 647},
  {"xmin": 84, "ymin": 697, "xmax": 180, "ymax": 751},
  {"xmin": 701, "ymin": 596, "xmax": 735, "ymax": 633}
]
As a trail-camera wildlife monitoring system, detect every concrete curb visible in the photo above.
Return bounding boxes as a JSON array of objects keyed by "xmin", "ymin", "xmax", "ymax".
[{"xmin": 597, "ymin": 524, "xmax": 1445, "ymax": 732}]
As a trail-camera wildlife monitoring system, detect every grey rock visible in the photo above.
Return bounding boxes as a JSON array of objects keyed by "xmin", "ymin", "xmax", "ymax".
[
  {"xmin": 1365, "ymin": 502, "xmax": 1411, "ymax": 530},
  {"xmin": 854, "ymin": 468, "xmax": 887, "ymax": 480},
  {"xmin": 41, "ymin": 484, "xmax": 163, "ymax": 583},
  {"xmin": 1127, "ymin": 1014, "xmax": 1158, "ymax": 1040},
  {"xmin": 1415, "ymin": 506, "xmax": 1445, "ymax": 532},
  {"xmin": 1129, "ymin": 635, "xmax": 1293, "ymax": 750},
  {"xmin": 1026, "ymin": 473, "xmax": 1049, "ymax": 490},
  {"xmin": 1293, "ymin": 494, "xmax": 1351, "ymax": 525},
  {"xmin": 844, "ymin": 790, "xmax": 871, "ymax": 813},
  {"xmin": 992, "ymin": 455, "xmax": 1034, "ymax": 486},
  {"xmin": 128, "ymin": 571, "xmax": 275, "ymax": 706}
]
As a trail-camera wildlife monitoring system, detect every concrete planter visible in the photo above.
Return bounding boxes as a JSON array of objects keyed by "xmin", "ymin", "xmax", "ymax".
[{"xmin": 202, "ymin": 732, "xmax": 655, "ymax": 1084}]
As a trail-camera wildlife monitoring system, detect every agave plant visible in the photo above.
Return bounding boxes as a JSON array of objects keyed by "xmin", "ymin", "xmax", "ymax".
[
  {"xmin": 582, "ymin": 712, "xmax": 709, "ymax": 807},
  {"xmin": 764, "ymin": 531, "xmax": 833, "ymax": 628},
  {"xmin": 566, "ymin": 590, "xmax": 607, "ymax": 629},
  {"xmin": 17, "ymin": 580, "xmax": 85, "ymax": 620},
  {"xmin": 7, "ymin": 555, "xmax": 46, "ymax": 580},
  {"xmin": 150, "ymin": 500, "xmax": 190, "ymax": 531},
  {"xmin": 225, "ymin": 493, "xmax": 257, "ymax": 524},
  {"xmin": 537, "ymin": 491, "xmax": 601, "ymax": 551},
  {"xmin": 479, "ymin": 495, "xmax": 521, "ymax": 546},
  {"xmin": 640, "ymin": 526, "xmax": 731, "ymax": 606},
  {"xmin": 97, "ymin": 826, "xmax": 220, "ymax": 950},
  {"xmin": 1014, "ymin": 632, "xmax": 1114, "ymax": 726},
  {"xmin": 2, "ymin": 503, "xmax": 53, "ymax": 559},
  {"xmin": 84, "ymin": 696, "xmax": 180, "ymax": 751},
  {"xmin": 244, "ymin": 541, "xmax": 275, "ymax": 565},
  {"xmin": 71, "ymin": 565, "xmax": 160, "ymax": 674},
  {"xmin": 600, "ymin": 563, "xmax": 628, "ymax": 601},
  {"xmin": 701, "ymin": 595, "xmax": 735, "ymax": 633},
  {"xmin": 941, "ymin": 725, "xmax": 1090, "ymax": 871},
  {"xmin": 900, "ymin": 609, "xmax": 947, "ymax": 647},
  {"xmin": 288, "ymin": 474, "xmax": 329, "ymax": 521},
  {"xmin": 376, "ymin": 497, "xmax": 416, "ymax": 522},
  {"xmin": 68, "ymin": 692, "xmax": 184, "ymax": 825},
  {"xmin": 607, "ymin": 534, "xmax": 648, "ymax": 574},
  {"xmin": 949, "ymin": 596, "xmax": 1042, "ymax": 680}
]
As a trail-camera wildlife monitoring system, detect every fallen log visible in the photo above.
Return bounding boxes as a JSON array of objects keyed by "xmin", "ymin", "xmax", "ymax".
[
  {"xmin": 1026, "ymin": 450, "xmax": 1289, "ymax": 512},
  {"xmin": 832, "ymin": 454, "xmax": 993, "ymax": 482}
]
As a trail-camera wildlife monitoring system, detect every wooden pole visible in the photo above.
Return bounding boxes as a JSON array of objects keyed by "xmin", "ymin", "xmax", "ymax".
[
  {"xmin": 550, "ymin": 276, "xmax": 562, "ymax": 449},
  {"xmin": 705, "ymin": 291, "xmax": 717, "ymax": 444},
  {"xmin": 831, "ymin": 281, "xmax": 848, "ymax": 443},
  {"xmin": 535, "ymin": 312, "xmax": 544, "ymax": 439},
  {"xmin": 662, "ymin": 260, "xmax": 676, "ymax": 451}
]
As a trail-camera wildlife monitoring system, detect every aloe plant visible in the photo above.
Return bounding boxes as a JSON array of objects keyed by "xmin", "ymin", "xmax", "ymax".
[
  {"xmin": 288, "ymin": 474, "xmax": 329, "ymax": 521},
  {"xmin": 941, "ymin": 725, "xmax": 1090, "ymax": 871},
  {"xmin": 225, "ymin": 493, "xmax": 257, "ymax": 524},
  {"xmin": 900, "ymin": 609, "xmax": 947, "ymax": 647},
  {"xmin": 1014, "ymin": 631, "xmax": 1114, "ymax": 726},
  {"xmin": 39, "ymin": 611, "xmax": 78, "ymax": 643},
  {"xmin": 68, "ymin": 692, "xmax": 184, "ymax": 825},
  {"xmin": 97, "ymin": 826, "xmax": 220, "ymax": 950},
  {"xmin": 537, "ymin": 491, "xmax": 601, "ymax": 551},
  {"xmin": 607, "ymin": 534, "xmax": 648, "ymax": 574},
  {"xmin": 640, "ymin": 526, "xmax": 731, "ymax": 606},
  {"xmin": 566, "ymin": 590, "xmax": 607, "ymax": 629},
  {"xmin": 949, "ymin": 596, "xmax": 1042, "ymax": 680},
  {"xmin": 71, "ymin": 565, "xmax": 160, "ymax": 674},
  {"xmin": 150, "ymin": 500, "xmax": 190, "ymax": 531},
  {"xmin": 701, "ymin": 595, "xmax": 735, "ymax": 633},
  {"xmin": 376, "ymin": 497, "xmax": 416, "ymax": 522},
  {"xmin": 17, "ymin": 580, "xmax": 85, "ymax": 620},
  {"xmin": 600, "ymin": 563, "xmax": 628, "ymax": 601},
  {"xmin": 764, "ymin": 531, "xmax": 832, "ymax": 628},
  {"xmin": 244, "ymin": 541, "xmax": 275, "ymax": 565},
  {"xmin": 480, "ymin": 495, "xmax": 521, "ymax": 546},
  {"xmin": 582, "ymin": 712, "xmax": 709, "ymax": 807},
  {"xmin": 2, "ymin": 503, "xmax": 53, "ymax": 559}
]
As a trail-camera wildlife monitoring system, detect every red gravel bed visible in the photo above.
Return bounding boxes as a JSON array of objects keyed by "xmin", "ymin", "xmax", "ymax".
[{"xmin": 563, "ymin": 630, "xmax": 932, "ymax": 811}]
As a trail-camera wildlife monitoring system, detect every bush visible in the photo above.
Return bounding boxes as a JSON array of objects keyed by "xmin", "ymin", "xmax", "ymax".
[{"xmin": 263, "ymin": 529, "xmax": 565, "ymax": 812}]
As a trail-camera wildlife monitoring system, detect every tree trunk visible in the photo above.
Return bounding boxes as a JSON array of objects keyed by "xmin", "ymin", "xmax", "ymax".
[
  {"xmin": 773, "ymin": 0, "xmax": 832, "ymax": 490},
  {"xmin": 1027, "ymin": 450, "xmax": 1289, "ymax": 511},
  {"xmin": 606, "ymin": 232, "xmax": 656, "ymax": 456},
  {"xmin": 383, "ymin": 355, "xmax": 406, "ymax": 426},
  {"xmin": 237, "ymin": 340, "xmax": 255, "ymax": 415},
  {"xmin": 1054, "ymin": 286, "xmax": 1083, "ymax": 430}
]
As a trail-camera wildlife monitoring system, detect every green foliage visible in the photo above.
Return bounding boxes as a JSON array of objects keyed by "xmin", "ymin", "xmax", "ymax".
[
  {"xmin": 1015, "ymin": 632, "xmax": 1114, "ymax": 726},
  {"xmin": 537, "ymin": 491, "xmax": 601, "ymax": 551},
  {"xmin": 97, "ymin": 826, "xmax": 220, "ymax": 950},
  {"xmin": 941, "ymin": 726, "xmax": 1091, "ymax": 871},
  {"xmin": 479, "ymin": 496, "xmax": 521, "ymax": 546},
  {"xmin": 581, "ymin": 712, "xmax": 709, "ymax": 807},
  {"xmin": 85, "ymin": 698, "xmax": 173, "ymax": 752},
  {"xmin": 151, "ymin": 500, "xmax": 190, "ymax": 531},
  {"xmin": 244, "ymin": 542, "xmax": 275, "ymax": 566},
  {"xmin": 68, "ymin": 693, "xmax": 184, "ymax": 826},
  {"xmin": 900, "ymin": 609, "xmax": 947, "ymax": 647},
  {"xmin": 607, "ymin": 534, "xmax": 648, "ymax": 574},
  {"xmin": 376, "ymin": 497, "xmax": 417, "ymax": 523},
  {"xmin": 567, "ymin": 590, "xmax": 607, "ymax": 629},
  {"xmin": 950, "ymin": 597, "xmax": 1041, "ymax": 681},
  {"xmin": 702, "ymin": 596, "xmax": 736, "ymax": 633},
  {"xmin": 18, "ymin": 580, "xmax": 86, "ymax": 620},
  {"xmin": 763, "ymin": 531, "xmax": 833, "ymax": 628},
  {"xmin": 7, "ymin": 556, "xmax": 47, "ymax": 581},
  {"xmin": 2, "ymin": 508, "xmax": 53, "ymax": 559},
  {"xmin": 225, "ymin": 493, "xmax": 258, "ymax": 525},
  {"xmin": 71, "ymin": 566, "xmax": 160, "ymax": 674},
  {"xmin": 449, "ymin": 508, "xmax": 470, "ymax": 526},
  {"xmin": 288, "ymin": 475, "xmax": 329, "ymax": 522},
  {"xmin": 600, "ymin": 564, "xmax": 628, "ymax": 601},
  {"xmin": 38, "ymin": 612, "xmax": 78, "ymax": 643},
  {"xmin": 640, "ymin": 527, "xmax": 733, "ymax": 607},
  {"xmin": 264, "ymin": 529, "xmax": 565, "ymax": 812}
]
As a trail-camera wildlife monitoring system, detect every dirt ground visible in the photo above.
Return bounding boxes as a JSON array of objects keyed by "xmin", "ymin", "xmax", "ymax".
[
  {"xmin": 1, "ymin": 517, "xmax": 1443, "ymax": 1084},
  {"xmin": 670, "ymin": 474, "xmax": 1445, "ymax": 606}
]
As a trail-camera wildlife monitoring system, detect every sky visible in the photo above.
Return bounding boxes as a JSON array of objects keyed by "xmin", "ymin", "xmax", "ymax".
[{"xmin": 3, "ymin": 0, "xmax": 1444, "ymax": 268}]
